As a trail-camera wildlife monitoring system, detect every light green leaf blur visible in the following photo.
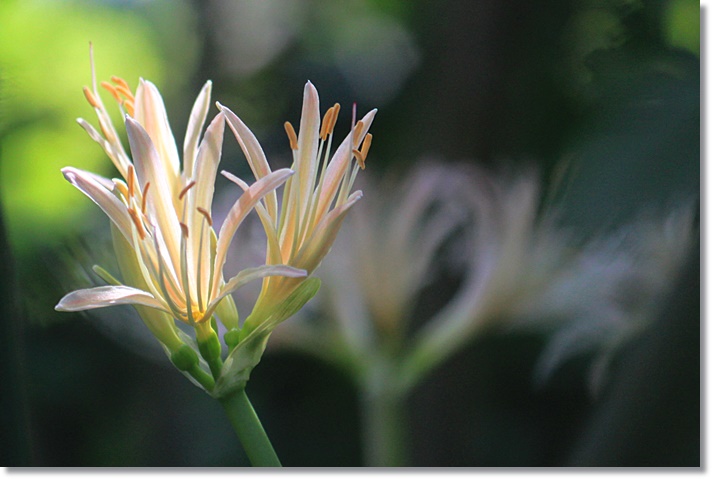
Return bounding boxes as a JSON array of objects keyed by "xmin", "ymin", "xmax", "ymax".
[
  {"xmin": 662, "ymin": 0, "xmax": 700, "ymax": 56},
  {"xmin": 0, "ymin": 0, "xmax": 196, "ymax": 254}
]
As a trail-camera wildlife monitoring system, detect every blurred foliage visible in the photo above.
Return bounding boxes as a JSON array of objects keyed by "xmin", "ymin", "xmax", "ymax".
[
  {"xmin": 0, "ymin": 0, "xmax": 198, "ymax": 255},
  {"xmin": 0, "ymin": 0, "xmax": 699, "ymax": 467},
  {"xmin": 662, "ymin": 0, "xmax": 700, "ymax": 55}
]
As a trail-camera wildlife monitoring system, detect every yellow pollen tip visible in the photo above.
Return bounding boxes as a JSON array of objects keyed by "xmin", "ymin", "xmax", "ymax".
[
  {"xmin": 83, "ymin": 87, "xmax": 100, "ymax": 108},
  {"xmin": 180, "ymin": 222, "xmax": 189, "ymax": 238},
  {"xmin": 179, "ymin": 180, "xmax": 196, "ymax": 200},
  {"xmin": 128, "ymin": 208, "xmax": 146, "ymax": 240},
  {"xmin": 141, "ymin": 182, "xmax": 150, "ymax": 214},
  {"xmin": 284, "ymin": 121, "xmax": 298, "ymax": 150},
  {"xmin": 197, "ymin": 207, "xmax": 213, "ymax": 226}
]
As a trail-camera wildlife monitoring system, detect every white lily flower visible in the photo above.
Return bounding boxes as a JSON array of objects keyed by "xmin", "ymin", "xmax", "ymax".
[
  {"xmin": 218, "ymin": 82, "xmax": 376, "ymax": 332},
  {"xmin": 55, "ymin": 68, "xmax": 306, "ymax": 356}
]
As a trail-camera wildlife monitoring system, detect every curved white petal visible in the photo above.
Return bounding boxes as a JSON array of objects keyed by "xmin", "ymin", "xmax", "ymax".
[
  {"xmin": 212, "ymin": 168, "xmax": 294, "ymax": 298},
  {"xmin": 183, "ymin": 80, "xmax": 213, "ymax": 177},
  {"xmin": 62, "ymin": 167, "xmax": 133, "ymax": 242},
  {"xmin": 55, "ymin": 285, "xmax": 168, "ymax": 312},
  {"xmin": 222, "ymin": 171, "xmax": 283, "ymax": 266},
  {"xmin": 218, "ymin": 102, "xmax": 278, "ymax": 220},
  {"xmin": 133, "ymin": 79, "xmax": 180, "ymax": 188},
  {"xmin": 125, "ymin": 116, "xmax": 182, "ymax": 268},
  {"xmin": 292, "ymin": 190, "xmax": 362, "ymax": 273},
  {"xmin": 191, "ymin": 112, "xmax": 225, "ymax": 213},
  {"xmin": 203, "ymin": 265, "xmax": 307, "ymax": 321},
  {"xmin": 188, "ymin": 112, "xmax": 225, "ymax": 303},
  {"xmin": 295, "ymin": 82, "xmax": 321, "ymax": 216}
]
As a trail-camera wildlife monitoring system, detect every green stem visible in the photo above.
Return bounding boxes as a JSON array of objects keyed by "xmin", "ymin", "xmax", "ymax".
[
  {"xmin": 359, "ymin": 359, "xmax": 409, "ymax": 466},
  {"xmin": 219, "ymin": 388, "xmax": 282, "ymax": 467},
  {"xmin": 187, "ymin": 364, "xmax": 215, "ymax": 391}
]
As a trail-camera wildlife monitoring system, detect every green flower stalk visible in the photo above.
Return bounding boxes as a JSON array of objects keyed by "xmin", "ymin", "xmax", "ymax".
[
  {"xmin": 55, "ymin": 53, "xmax": 377, "ymax": 466},
  {"xmin": 54, "ymin": 56, "xmax": 310, "ymax": 466}
]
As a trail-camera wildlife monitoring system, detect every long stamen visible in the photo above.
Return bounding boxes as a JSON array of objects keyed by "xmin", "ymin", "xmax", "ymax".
[
  {"xmin": 89, "ymin": 42, "xmax": 97, "ymax": 95},
  {"xmin": 195, "ymin": 207, "xmax": 213, "ymax": 312},
  {"xmin": 179, "ymin": 222, "xmax": 196, "ymax": 325},
  {"xmin": 149, "ymin": 226, "xmax": 187, "ymax": 321}
]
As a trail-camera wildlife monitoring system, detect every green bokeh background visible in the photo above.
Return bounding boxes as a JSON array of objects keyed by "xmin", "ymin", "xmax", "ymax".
[{"xmin": 0, "ymin": 0, "xmax": 699, "ymax": 466}]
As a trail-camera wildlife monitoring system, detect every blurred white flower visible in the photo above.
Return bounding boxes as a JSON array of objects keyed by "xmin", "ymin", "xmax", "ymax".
[
  {"xmin": 269, "ymin": 160, "xmax": 695, "ymax": 393},
  {"xmin": 524, "ymin": 205, "xmax": 696, "ymax": 391}
]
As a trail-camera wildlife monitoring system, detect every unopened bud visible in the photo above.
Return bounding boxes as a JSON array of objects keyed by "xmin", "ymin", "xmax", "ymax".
[{"xmin": 170, "ymin": 344, "xmax": 199, "ymax": 371}]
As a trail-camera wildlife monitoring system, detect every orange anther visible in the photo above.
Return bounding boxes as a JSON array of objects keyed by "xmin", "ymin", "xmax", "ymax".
[
  {"xmin": 284, "ymin": 121, "xmax": 298, "ymax": 150},
  {"xmin": 197, "ymin": 207, "xmax": 213, "ymax": 226},
  {"xmin": 329, "ymin": 103, "xmax": 341, "ymax": 132},
  {"xmin": 101, "ymin": 81, "xmax": 122, "ymax": 102},
  {"xmin": 111, "ymin": 76, "xmax": 131, "ymax": 92},
  {"xmin": 179, "ymin": 222, "xmax": 189, "ymax": 238},
  {"xmin": 113, "ymin": 84, "xmax": 134, "ymax": 101},
  {"xmin": 353, "ymin": 120, "xmax": 364, "ymax": 143},
  {"xmin": 123, "ymin": 99, "xmax": 135, "ymax": 117},
  {"xmin": 179, "ymin": 180, "xmax": 196, "ymax": 200},
  {"xmin": 319, "ymin": 109, "xmax": 333, "ymax": 141},
  {"xmin": 128, "ymin": 208, "xmax": 147, "ymax": 239},
  {"xmin": 127, "ymin": 165, "xmax": 135, "ymax": 198},
  {"xmin": 353, "ymin": 149, "xmax": 366, "ymax": 170},
  {"xmin": 83, "ymin": 86, "xmax": 100, "ymax": 108},
  {"xmin": 360, "ymin": 133, "xmax": 373, "ymax": 159},
  {"xmin": 141, "ymin": 182, "xmax": 150, "ymax": 214}
]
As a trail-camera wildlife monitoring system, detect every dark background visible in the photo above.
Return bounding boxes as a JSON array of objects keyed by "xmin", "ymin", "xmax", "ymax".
[{"xmin": 0, "ymin": 0, "xmax": 699, "ymax": 466}]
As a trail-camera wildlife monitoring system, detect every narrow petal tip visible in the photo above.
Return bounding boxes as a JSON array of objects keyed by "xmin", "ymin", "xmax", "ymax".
[{"xmin": 61, "ymin": 167, "xmax": 78, "ymax": 183}]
